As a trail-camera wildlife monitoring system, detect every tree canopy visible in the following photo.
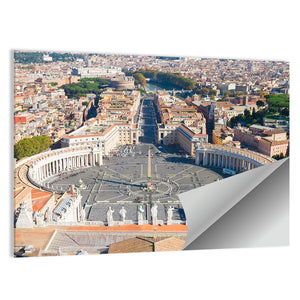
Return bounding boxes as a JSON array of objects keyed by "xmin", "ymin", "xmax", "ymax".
[
  {"xmin": 127, "ymin": 69, "xmax": 196, "ymax": 90},
  {"xmin": 61, "ymin": 78, "xmax": 109, "ymax": 98},
  {"xmin": 14, "ymin": 136, "xmax": 52, "ymax": 160},
  {"xmin": 229, "ymin": 108, "xmax": 267, "ymax": 128},
  {"xmin": 265, "ymin": 94, "xmax": 289, "ymax": 110},
  {"xmin": 133, "ymin": 73, "xmax": 146, "ymax": 86},
  {"xmin": 256, "ymin": 100, "xmax": 265, "ymax": 107},
  {"xmin": 264, "ymin": 94, "xmax": 289, "ymax": 117}
]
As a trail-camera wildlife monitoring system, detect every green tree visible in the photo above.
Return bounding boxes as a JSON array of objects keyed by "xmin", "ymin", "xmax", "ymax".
[
  {"xmin": 265, "ymin": 94, "xmax": 289, "ymax": 110},
  {"xmin": 244, "ymin": 109, "xmax": 251, "ymax": 118},
  {"xmin": 224, "ymin": 91, "xmax": 232, "ymax": 98},
  {"xmin": 269, "ymin": 107, "xmax": 278, "ymax": 114},
  {"xmin": 134, "ymin": 69, "xmax": 196, "ymax": 90},
  {"xmin": 133, "ymin": 73, "xmax": 146, "ymax": 87},
  {"xmin": 258, "ymin": 90, "xmax": 266, "ymax": 98},
  {"xmin": 234, "ymin": 91, "xmax": 244, "ymax": 97},
  {"xmin": 281, "ymin": 107, "xmax": 289, "ymax": 117},
  {"xmin": 14, "ymin": 136, "xmax": 52, "ymax": 160},
  {"xmin": 256, "ymin": 100, "xmax": 265, "ymax": 108},
  {"xmin": 208, "ymin": 89, "xmax": 217, "ymax": 96},
  {"xmin": 61, "ymin": 78, "xmax": 108, "ymax": 98},
  {"xmin": 200, "ymin": 88, "xmax": 209, "ymax": 97}
]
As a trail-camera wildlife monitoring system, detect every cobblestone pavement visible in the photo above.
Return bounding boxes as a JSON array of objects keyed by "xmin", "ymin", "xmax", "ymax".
[{"xmin": 46, "ymin": 143, "xmax": 226, "ymax": 223}]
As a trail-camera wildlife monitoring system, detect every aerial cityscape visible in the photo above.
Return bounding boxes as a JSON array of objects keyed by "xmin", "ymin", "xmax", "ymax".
[{"xmin": 13, "ymin": 51, "xmax": 289, "ymax": 257}]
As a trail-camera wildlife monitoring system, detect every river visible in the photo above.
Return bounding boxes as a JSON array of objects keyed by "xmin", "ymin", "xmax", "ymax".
[{"xmin": 145, "ymin": 82, "xmax": 174, "ymax": 93}]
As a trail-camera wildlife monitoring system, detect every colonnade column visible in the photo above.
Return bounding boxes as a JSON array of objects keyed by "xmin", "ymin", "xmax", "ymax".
[{"xmin": 203, "ymin": 152, "xmax": 206, "ymax": 166}]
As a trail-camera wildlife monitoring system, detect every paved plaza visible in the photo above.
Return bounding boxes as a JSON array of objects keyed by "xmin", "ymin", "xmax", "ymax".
[{"xmin": 45, "ymin": 143, "xmax": 226, "ymax": 223}]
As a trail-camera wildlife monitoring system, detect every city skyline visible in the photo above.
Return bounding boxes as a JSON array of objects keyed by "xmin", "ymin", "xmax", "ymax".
[{"xmin": 13, "ymin": 51, "xmax": 289, "ymax": 257}]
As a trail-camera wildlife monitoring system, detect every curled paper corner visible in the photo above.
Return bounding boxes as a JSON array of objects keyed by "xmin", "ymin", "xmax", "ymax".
[{"xmin": 179, "ymin": 158, "xmax": 289, "ymax": 250}]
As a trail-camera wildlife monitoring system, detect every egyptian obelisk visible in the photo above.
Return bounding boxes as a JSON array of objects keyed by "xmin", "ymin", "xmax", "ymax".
[{"xmin": 147, "ymin": 145, "xmax": 152, "ymax": 188}]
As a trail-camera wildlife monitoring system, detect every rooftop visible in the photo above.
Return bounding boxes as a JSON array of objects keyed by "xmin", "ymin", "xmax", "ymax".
[
  {"xmin": 31, "ymin": 190, "xmax": 53, "ymax": 212},
  {"xmin": 108, "ymin": 235, "xmax": 186, "ymax": 253},
  {"xmin": 68, "ymin": 124, "xmax": 111, "ymax": 137}
]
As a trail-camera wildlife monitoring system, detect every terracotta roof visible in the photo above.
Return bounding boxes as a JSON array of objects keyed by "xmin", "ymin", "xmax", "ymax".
[
  {"xmin": 260, "ymin": 138, "xmax": 289, "ymax": 146},
  {"xmin": 31, "ymin": 190, "xmax": 52, "ymax": 212},
  {"xmin": 108, "ymin": 235, "xmax": 186, "ymax": 254},
  {"xmin": 14, "ymin": 225, "xmax": 187, "ymax": 252},
  {"xmin": 263, "ymin": 129, "xmax": 286, "ymax": 135},
  {"xmin": 14, "ymin": 227, "xmax": 55, "ymax": 250},
  {"xmin": 270, "ymin": 140, "xmax": 289, "ymax": 146}
]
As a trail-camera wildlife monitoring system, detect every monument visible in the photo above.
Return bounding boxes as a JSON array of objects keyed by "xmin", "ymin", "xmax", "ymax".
[
  {"xmin": 167, "ymin": 206, "xmax": 174, "ymax": 225},
  {"xmin": 151, "ymin": 203, "xmax": 158, "ymax": 225},
  {"xmin": 107, "ymin": 207, "xmax": 114, "ymax": 226},
  {"xmin": 137, "ymin": 205, "xmax": 145, "ymax": 225},
  {"xmin": 119, "ymin": 206, "xmax": 127, "ymax": 222},
  {"xmin": 76, "ymin": 179, "xmax": 87, "ymax": 190}
]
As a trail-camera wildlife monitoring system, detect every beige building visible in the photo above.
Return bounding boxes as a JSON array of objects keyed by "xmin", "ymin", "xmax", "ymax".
[
  {"xmin": 157, "ymin": 123, "xmax": 208, "ymax": 155},
  {"xmin": 234, "ymin": 124, "xmax": 289, "ymax": 157},
  {"xmin": 61, "ymin": 122, "xmax": 140, "ymax": 155}
]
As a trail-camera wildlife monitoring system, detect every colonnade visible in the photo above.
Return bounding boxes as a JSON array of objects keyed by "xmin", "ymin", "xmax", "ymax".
[
  {"xmin": 28, "ymin": 146, "xmax": 103, "ymax": 184},
  {"xmin": 196, "ymin": 151, "xmax": 257, "ymax": 172},
  {"xmin": 195, "ymin": 143, "xmax": 275, "ymax": 173}
]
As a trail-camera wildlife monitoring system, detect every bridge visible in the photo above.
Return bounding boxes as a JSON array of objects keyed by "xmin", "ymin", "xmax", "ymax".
[{"xmin": 145, "ymin": 86, "xmax": 193, "ymax": 95}]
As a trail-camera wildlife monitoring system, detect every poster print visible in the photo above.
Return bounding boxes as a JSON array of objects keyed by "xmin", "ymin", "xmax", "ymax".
[{"xmin": 13, "ymin": 51, "xmax": 289, "ymax": 256}]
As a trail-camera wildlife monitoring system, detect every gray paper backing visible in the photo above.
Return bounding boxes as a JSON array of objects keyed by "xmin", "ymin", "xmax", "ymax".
[{"xmin": 179, "ymin": 158, "xmax": 289, "ymax": 250}]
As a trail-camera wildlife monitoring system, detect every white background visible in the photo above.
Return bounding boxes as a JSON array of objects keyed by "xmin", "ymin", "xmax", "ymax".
[{"xmin": 1, "ymin": 1, "xmax": 299, "ymax": 299}]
